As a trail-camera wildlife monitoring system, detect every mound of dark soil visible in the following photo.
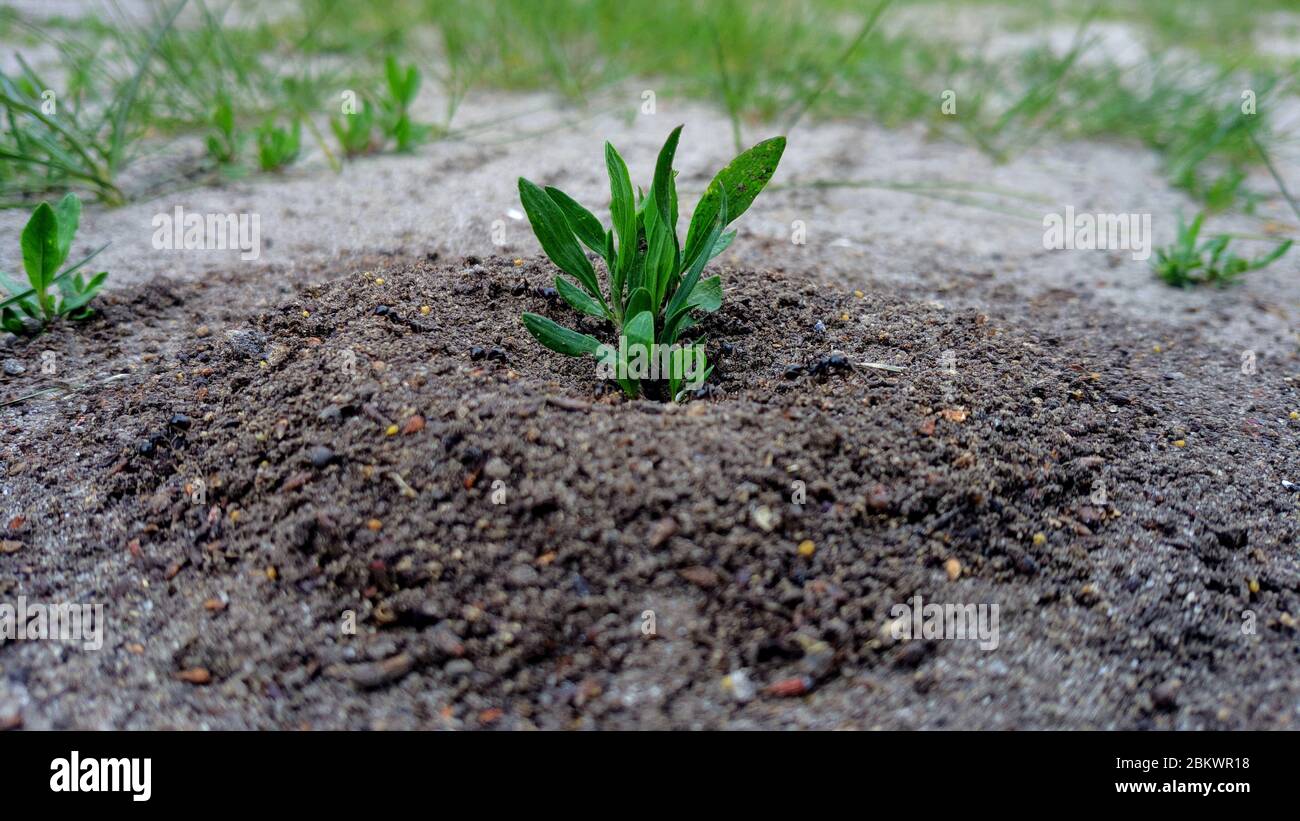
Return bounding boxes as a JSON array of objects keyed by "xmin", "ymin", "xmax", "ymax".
[{"xmin": 2, "ymin": 257, "xmax": 1297, "ymax": 729}]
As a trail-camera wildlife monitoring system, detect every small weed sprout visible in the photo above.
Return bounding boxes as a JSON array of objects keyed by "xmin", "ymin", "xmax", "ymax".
[
  {"xmin": 1152, "ymin": 213, "xmax": 1292, "ymax": 288},
  {"xmin": 256, "ymin": 118, "xmax": 302, "ymax": 172},
  {"xmin": 378, "ymin": 57, "xmax": 434, "ymax": 152},
  {"xmin": 331, "ymin": 101, "xmax": 378, "ymax": 158},
  {"xmin": 1, "ymin": 193, "xmax": 109, "ymax": 333},
  {"xmin": 517, "ymin": 125, "xmax": 785, "ymax": 400},
  {"xmin": 206, "ymin": 91, "xmax": 242, "ymax": 167},
  {"xmin": 329, "ymin": 59, "xmax": 433, "ymax": 159}
]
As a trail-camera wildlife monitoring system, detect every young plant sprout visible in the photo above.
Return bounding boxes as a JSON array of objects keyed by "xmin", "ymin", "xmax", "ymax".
[
  {"xmin": 331, "ymin": 101, "xmax": 377, "ymax": 158},
  {"xmin": 518, "ymin": 125, "xmax": 785, "ymax": 400},
  {"xmin": 206, "ymin": 91, "xmax": 242, "ymax": 167},
  {"xmin": 256, "ymin": 118, "xmax": 302, "ymax": 172},
  {"xmin": 378, "ymin": 57, "xmax": 433, "ymax": 152},
  {"xmin": 1, "ymin": 193, "xmax": 109, "ymax": 334},
  {"xmin": 1152, "ymin": 212, "xmax": 1292, "ymax": 288}
]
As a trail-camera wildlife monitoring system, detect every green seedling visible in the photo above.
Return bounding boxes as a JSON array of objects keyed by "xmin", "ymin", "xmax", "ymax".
[
  {"xmin": 256, "ymin": 118, "xmax": 301, "ymax": 172},
  {"xmin": 330, "ymin": 100, "xmax": 377, "ymax": 158},
  {"xmin": 1152, "ymin": 212, "xmax": 1292, "ymax": 288},
  {"xmin": 1, "ymin": 192, "xmax": 109, "ymax": 333},
  {"xmin": 206, "ymin": 91, "xmax": 242, "ymax": 166},
  {"xmin": 378, "ymin": 56, "xmax": 433, "ymax": 152},
  {"xmin": 518, "ymin": 125, "xmax": 785, "ymax": 401}
]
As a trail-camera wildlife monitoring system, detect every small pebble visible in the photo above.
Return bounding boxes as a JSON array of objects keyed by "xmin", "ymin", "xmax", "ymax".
[
  {"xmin": 722, "ymin": 670, "xmax": 757, "ymax": 703},
  {"xmin": 751, "ymin": 505, "xmax": 777, "ymax": 532},
  {"xmin": 1153, "ymin": 678, "xmax": 1181, "ymax": 711},
  {"xmin": 445, "ymin": 659, "xmax": 474, "ymax": 676},
  {"xmin": 308, "ymin": 445, "xmax": 337, "ymax": 468},
  {"xmin": 175, "ymin": 667, "xmax": 212, "ymax": 685},
  {"xmin": 506, "ymin": 564, "xmax": 539, "ymax": 588},
  {"xmin": 402, "ymin": 415, "xmax": 425, "ymax": 434}
]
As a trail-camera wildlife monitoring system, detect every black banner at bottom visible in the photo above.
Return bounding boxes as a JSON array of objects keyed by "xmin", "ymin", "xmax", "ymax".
[{"xmin": 0, "ymin": 730, "xmax": 1286, "ymax": 810}]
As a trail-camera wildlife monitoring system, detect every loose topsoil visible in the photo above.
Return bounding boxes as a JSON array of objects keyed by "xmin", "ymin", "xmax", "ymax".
[{"xmin": 1, "ymin": 255, "xmax": 1297, "ymax": 729}]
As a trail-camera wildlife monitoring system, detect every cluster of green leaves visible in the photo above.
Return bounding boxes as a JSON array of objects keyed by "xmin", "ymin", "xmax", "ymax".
[
  {"xmin": 378, "ymin": 57, "xmax": 433, "ymax": 152},
  {"xmin": 329, "ymin": 58, "xmax": 434, "ymax": 159},
  {"xmin": 257, "ymin": 118, "xmax": 302, "ymax": 172},
  {"xmin": 519, "ymin": 126, "xmax": 784, "ymax": 400},
  {"xmin": 205, "ymin": 95, "xmax": 302, "ymax": 174},
  {"xmin": 1152, "ymin": 213, "xmax": 1292, "ymax": 288},
  {"xmin": 330, "ymin": 102, "xmax": 376, "ymax": 158},
  {"xmin": 1, "ymin": 193, "xmax": 108, "ymax": 333}
]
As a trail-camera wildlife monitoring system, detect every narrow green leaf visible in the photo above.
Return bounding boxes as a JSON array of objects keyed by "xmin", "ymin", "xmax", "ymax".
[
  {"xmin": 642, "ymin": 189, "xmax": 676, "ymax": 312},
  {"xmin": 1250, "ymin": 239, "xmax": 1292, "ymax": 270},
  {"xmin": 385, "ymin": 56, "xmax": 402, "ymax": 99},
  {"xmin": 669, "ymin": 169, "xmax": 679, "ymax": 235},
  {"xmin": 518, "ymin": 177, "xmax": 602, "ymax": 302},
  {"xmin": 546, "ymin": 186, "xmax": 606, "ymax": 255},
  {"xmin": 555, "ymin": 276, "xmax": 608, "ymax": 319},
  {"xmin": 651, "ymin": 125, "xmax": 682, "ymax": 230},
  {"xmin": 709, "ymin": 230, "xmax": 737, "ymax": 261},
  {"xmin": 682, "ymin": 135, "xmax": 785, "ymax": 270},
  {"xmin": 53, "ymin": 192, "xmax": 80, "ymax": 269},
  {"xmin": 605, "ymin": 141, "xmax": 637, "ymax": 300},
  {"xmin": 520, "ymin": 312, "xmax": 601, "ymax": 357},
  {"xmin": 667, "ymin": 187, "xmax": 728, "ymax": 323},
  {"xmin": 627, "ymin": 251, "xmax": 646, "ymax": 297},
  {"xmin": 56, "ymin": 240, "xmax": 110, "ymax": 282},
  {"xmin": 21, "ymin": 202, "xmax": 59, "ymax": 290},
  {"xmin": 669, "ymin": 346, "xmax": 684, "ymax": 403}
]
